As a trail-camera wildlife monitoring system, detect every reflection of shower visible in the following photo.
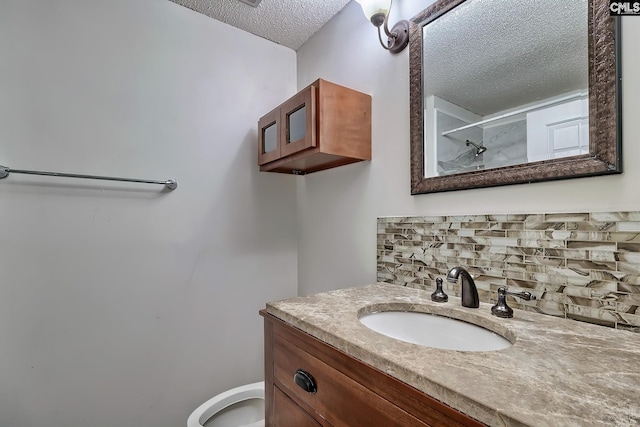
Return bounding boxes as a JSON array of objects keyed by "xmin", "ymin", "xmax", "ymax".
[{"xmin": 466, "ymin": 140, "xmax": 487, "ymax": 156}]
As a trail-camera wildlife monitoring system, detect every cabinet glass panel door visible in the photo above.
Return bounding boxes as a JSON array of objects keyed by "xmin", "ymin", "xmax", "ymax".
[
  {"xmin": 258, "ymin": 108, "xmax": 280, "ymax": 165},
  {"xmin": 280, "ymin": 85, "xmax": 316, "ymax": 158},
  {"xmin": 263, "ymin": 122, "xmax": 278, "ymax": 154},
  {"xmin": 287, "ymin": 106, "xmax": 307, "ymax": 144}
]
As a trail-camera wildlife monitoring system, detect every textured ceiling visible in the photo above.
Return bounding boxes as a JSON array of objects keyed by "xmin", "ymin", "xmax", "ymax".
[{"xmin": 169, "ymin": 0, "xmax": 352, "ymax": 50}]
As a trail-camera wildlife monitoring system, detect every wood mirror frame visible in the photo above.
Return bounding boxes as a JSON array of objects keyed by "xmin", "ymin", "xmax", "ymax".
[{"xmin": 409, "ymin": 0, "xmax": 621, "ymax": 194}]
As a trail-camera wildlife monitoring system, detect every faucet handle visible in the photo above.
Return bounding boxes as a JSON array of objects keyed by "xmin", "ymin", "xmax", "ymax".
[
  {"xmin": 491, "ymin": 287, "xmax": 536, "ymax": 318},
  {"xmin": 431, "ymin": 278, "xmax": 448, "ymax": 302}
]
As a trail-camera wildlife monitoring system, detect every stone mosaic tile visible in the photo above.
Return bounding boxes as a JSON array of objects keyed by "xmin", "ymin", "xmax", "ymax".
[{"xmin": 377, "ymin": 211, "xmax": 640, "ymax": 331}]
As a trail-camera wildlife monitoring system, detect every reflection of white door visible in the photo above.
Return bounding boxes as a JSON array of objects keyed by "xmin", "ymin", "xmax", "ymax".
[
  {"xmin": 526, "ymin": 96, "xmax": 588, "ymax": 162},
  {"xmin": 548, "ymin": 118, "xmax": 589, "ymax": 158}
]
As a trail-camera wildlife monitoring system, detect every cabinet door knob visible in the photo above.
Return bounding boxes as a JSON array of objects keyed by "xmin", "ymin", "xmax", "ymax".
[{"xmin": 294, "ymin": 369, "xmax": 317, "ymax": 394}]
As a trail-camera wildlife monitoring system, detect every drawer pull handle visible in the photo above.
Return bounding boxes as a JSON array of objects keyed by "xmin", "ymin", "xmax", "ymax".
[{"xmin": 294, "ymin": 369, "xmax": 317, "ymax": 394}]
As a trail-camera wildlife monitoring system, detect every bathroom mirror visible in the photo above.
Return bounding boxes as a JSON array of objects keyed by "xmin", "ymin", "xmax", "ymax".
[{"xmin": 409, "ymin": 0, "xmax": 621, "ymax": 194}]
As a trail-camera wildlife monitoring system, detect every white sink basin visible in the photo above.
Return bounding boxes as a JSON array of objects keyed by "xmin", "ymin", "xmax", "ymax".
[{"xmin": 359, "ymin": 311, "xmax": 512, "ymax": 352}]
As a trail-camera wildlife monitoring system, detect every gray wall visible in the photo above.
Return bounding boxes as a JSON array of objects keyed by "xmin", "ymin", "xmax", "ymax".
[{"xmin": 0, "ymin": 1, "xmax": 297, "ymax": 426}]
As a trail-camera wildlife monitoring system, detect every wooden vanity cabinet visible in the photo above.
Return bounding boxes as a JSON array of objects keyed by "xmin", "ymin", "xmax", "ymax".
[
  {"xmin": 258, "ymin": 79, "xmax": 371, "ymax": 175},
  {"xmin": 261, "ymin": 311, "xmax": 485, "ymax": 427}
]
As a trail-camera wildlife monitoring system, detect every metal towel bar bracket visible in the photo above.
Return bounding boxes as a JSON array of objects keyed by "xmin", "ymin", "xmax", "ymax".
[{"xmin": 0, "ymin": 165, "xmax": 177, "ymax": 190}]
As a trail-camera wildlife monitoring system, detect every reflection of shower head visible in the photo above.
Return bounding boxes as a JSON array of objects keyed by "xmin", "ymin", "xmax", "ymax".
[{"xmin": 466, "ymin": 140, "xmax": 487, "ymax": 156}]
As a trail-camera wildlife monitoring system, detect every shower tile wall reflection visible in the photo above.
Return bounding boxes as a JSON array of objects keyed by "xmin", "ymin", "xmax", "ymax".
[
  {"xmin": 377, "ymin": 212, "xmax": 640, "ymax": 332},
  {"xmin": 483, "ymin": 120, "xmax": 527, "ymax": 169},
  {"xmin": 435, "ymin": 112, "xmax": 527, "ymax": 175},
  {"xmin": 436, "ymin": 111, "xmax": 484, "ymax": 175}
]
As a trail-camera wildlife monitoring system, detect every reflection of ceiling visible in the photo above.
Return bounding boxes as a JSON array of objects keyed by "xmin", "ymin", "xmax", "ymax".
[
  {"xmin": 168, "ymin": 0, "xmax": 351, "ymax": 50},
  {"xmin": 422, "ymin": 0, "xmax": 588, "ymax": 116}
]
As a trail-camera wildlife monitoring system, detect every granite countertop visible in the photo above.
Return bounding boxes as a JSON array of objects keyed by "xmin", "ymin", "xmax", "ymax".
[{"xmin": 265, "ymin": 283, "xmax": 640, "ymax": 427}]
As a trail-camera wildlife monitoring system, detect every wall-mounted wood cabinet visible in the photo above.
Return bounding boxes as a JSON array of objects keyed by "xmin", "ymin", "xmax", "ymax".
[{"xmin": 258, "ymin": 79, "xmax": 371, "ymax": 175}]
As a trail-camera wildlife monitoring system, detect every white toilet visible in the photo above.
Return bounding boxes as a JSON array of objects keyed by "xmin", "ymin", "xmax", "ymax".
[{"xmin": 187, "ymin": 381, "xmax": 265, "ymax": 427}]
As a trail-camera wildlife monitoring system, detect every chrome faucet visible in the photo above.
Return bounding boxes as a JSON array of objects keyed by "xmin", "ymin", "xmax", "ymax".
[{"xmin": 446, "ymin": 266, "xmax": 480, "ymax": 308}]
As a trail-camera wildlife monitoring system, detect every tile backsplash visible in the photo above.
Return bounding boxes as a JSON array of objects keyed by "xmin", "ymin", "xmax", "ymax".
[{"xmin": 377, "ymin": 211, "xmax": 640, "ymax": 332}]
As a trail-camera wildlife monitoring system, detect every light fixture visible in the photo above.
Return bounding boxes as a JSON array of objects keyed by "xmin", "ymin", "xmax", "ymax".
[{"xmin": 355, "ymin": 0, "xmax": 409, "ymax": 54}]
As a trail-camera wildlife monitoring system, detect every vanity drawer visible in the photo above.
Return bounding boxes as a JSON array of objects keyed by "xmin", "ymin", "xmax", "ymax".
[
  {"xmin": 272, "ymin": 385, "xmax": 322, "ymax": 427},
  {"xmin": 273, "ymin": 330, "xmax": 430, "ymax": 427}
]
